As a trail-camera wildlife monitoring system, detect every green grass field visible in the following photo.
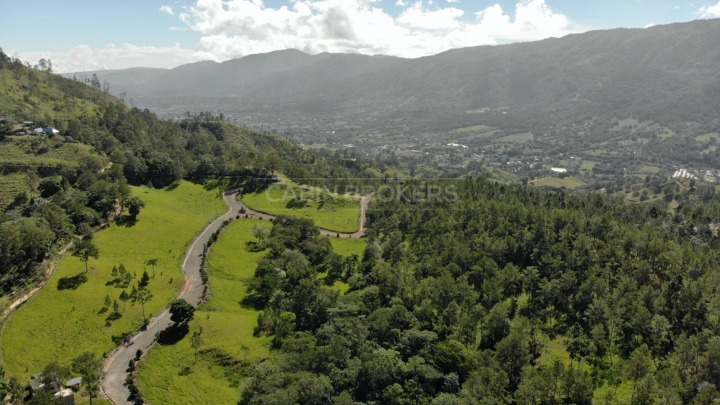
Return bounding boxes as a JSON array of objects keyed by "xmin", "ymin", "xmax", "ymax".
[
  {"xmin": 530, "ymin": 176, "xmax": 586, "ymax": 189},
  {"xmin": 496, "ymin": 132, "xmax": 534, "ymax": 143},
  {"xmin": 0, "ymin": 172, "xmax": 30, "ymax": 209},
  {"xmin": 449, "ymin": 124, "xmax": 493, "ymax": 134},
  {"xmin": 240, "ymin": 184, "xmax": 360, "ymax": 233},
  {"xmin": 1, "ymin": 182, "xmax": 226, "ymax": 379},
  {"xmin": 579, "ymin": 160, "xmax": 597, "ymax": 171},
  {"xmin": 329, "ymin": 237, "xmax": 366, "ymax": 257},
  {"xmin": 0, "ymin": 138, "xmax": 101, "ymax": 167},
  {"xmin": 136, "ymin": 219, "xmax": 273, "ymax": 405}
]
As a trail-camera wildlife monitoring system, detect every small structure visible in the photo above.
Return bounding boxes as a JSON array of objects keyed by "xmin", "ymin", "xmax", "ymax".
[
  {"xmin": 55, "ymin": 388, "xmax": 76, "ymax": 405},
  {"xmin": 29, "ymin": 373, "xmax": 59, "ymax": 395},
  {"xmin": 33, "ymin": 127, "xmax": 60, "ymax": 136},
  {"xmin": 66, "ymin": 377, "xmax": 82, "ymax": 391},
  {"xmin": 21, "ymin": 120, "xmax": 34, "ymax": 127},
  {"xmin": 551, "ymin": 167, "xmax": 567, "ymax": 174}
]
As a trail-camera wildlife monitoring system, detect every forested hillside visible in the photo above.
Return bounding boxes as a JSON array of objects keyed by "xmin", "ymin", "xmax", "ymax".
[
  {"xmin": 238, "ymin": 179, "xmax": 720, "ymax": 403},
  {"xmin": 0, "ymin": 49, "xmax": 371, "ymax": 299}
]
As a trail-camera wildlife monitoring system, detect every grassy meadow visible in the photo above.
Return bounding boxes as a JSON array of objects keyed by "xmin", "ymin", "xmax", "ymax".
[
  {"xmin": 0, "ymin": 182, "xmax": 226, "ymax": 378},
  {"xmin": 530, "ymin": 176, "xmax": 586, "ymax": 189},
  {"xmin": 136, "ymin": 219, "xmax": 273, "ymax": 405},
  {"xmin": 240, "ymin": 183, "xmax": 360, "ymax": 233}
]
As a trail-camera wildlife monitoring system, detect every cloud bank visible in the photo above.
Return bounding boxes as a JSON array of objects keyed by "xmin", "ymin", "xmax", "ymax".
[
  {"xmin": 15, "ymin": 0, "xmax": 581, "ymax": 72},
  {"xmin": 699, "ymin": 1, "xmax": 720, "ymax": 18},
  {"xmin": 184, "ymin": 0, "xmax": 580, "ymax": 60}
]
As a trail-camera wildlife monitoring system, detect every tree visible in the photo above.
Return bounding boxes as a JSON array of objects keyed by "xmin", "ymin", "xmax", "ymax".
[
  {"xmin": 41, "ymin": 362, "xmax": 69, "ymax": 392},
  {"xmin": 125, "ymin": 196, "xmax": 145, "ymax": 218},
  {"xmin": 72, "ymin": 352, "xmax": 103, "ymax": 405},
  {"xmin": 7, "ymin": 376, "xmax": 25, "ymax": 405},
  {"xmin": 138, "ymin": 271, "xmax": 150, "ymax": 288},
  {"xmin": 119, "ymin": 290, "xmax": 129, "ymax": 311},
  {"xmin": 72, "ymin": 239, "xmax": 99, "ymax": 273},
  {"xmin": 168, "ymin": 298, "xmax": 195, "ymax": 325},
  {"xmin": 135, "ymin": 288, "xmax": 153, "ymax": 321},
  {"xmin": 190, "ymin": 327, "xmax": 204, "ymax": 364},
  {"xmin": 145, "ymin": 258, "xmax": 158, "ymax": 277}
]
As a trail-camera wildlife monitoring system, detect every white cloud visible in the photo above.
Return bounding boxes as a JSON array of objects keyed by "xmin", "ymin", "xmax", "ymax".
[
  {"xmin": 178, "ymin": 0, "xmax": 580, "ymax": 60},
  {"xmin": 17, "ymin": 0, "xmax": 581, "ymax": 71},
  {"xmin": 12, "ymin": 43, "xmax": 211, "ymax": 73},
  {"xmin": 159, "ymin": 5, "xmax": 175, "ymax": 16},
  {"xmin": 699, "ymin": 1, "xmax": 720, "ymax": 17}
]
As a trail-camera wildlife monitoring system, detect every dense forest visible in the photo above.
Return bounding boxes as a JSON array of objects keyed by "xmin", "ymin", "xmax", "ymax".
[
  {"xmin": 240, "ymin": 179, "xmax": 720, "ymax": 404},
  {"xmin": 0, "ymin": 49, "xmax": 371, "ymax": 296}
]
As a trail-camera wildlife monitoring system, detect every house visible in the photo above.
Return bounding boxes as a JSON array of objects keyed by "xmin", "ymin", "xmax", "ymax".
[
  {"xmin": 551, "ymin": 167, "xmax": 568, "ymax": 174},
  {"xmin": 22, "ymin": 121, "xmax": 34, "ymax": 127},
  {"xmin": 66, "ymin": 376, "xmax": 82, "ymax": 391},
  {"xmin": 55, "ymin": 388, "xmax": 76, "ymax": 405},
  {"xmin": 33, "ymin": 127, "xmax": 60, "ymax": 136},
  {"xmin": 29, "ymin": 373, "xmax": 59, "ymax": 395}
]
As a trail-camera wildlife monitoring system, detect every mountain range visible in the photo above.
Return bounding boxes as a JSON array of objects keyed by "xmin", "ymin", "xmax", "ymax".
[{"xmin": 70, "ymin": 18, "xmax": 720, "ymax": 145}]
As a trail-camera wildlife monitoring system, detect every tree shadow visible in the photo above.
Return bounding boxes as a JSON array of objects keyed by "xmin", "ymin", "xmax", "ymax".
[
  {"xmin": 157, "ymin": 323, "xmax": 189, "ymax": 345},
  {"xmin": 115, "ymin": 215, "xmax": 138, "ymax": 227},
  {"xmin": 57, "ymin": 273, "xmax": 88, "ymax": 290},
  {"xmin": 165, "ymin": 182, "xmax": 180, "ymax": 191}
]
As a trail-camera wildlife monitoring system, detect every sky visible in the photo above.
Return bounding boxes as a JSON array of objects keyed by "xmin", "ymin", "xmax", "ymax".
[{"xmin": 1, "ymin": 0, "xmax": 719, "ymax": 72}]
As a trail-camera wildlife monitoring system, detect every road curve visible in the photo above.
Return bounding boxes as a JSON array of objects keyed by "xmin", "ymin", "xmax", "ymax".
[
  {"xmin": 101, "ymin": 191, "xmax": 244, "ymax": 404},
  {"xmin": 101, "ymin": 191, "xmax": 368, "ymax": 404}
]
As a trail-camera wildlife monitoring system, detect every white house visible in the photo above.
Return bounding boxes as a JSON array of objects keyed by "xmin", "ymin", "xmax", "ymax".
[{"xmin": 551, "ymin": 168, "xmax": 568, "ymax": 174}]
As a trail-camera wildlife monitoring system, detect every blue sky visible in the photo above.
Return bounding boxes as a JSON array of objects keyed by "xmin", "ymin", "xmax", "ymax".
[{"xmin": 1, "ymin": 0, "xmax": 719, "ymax": 72}]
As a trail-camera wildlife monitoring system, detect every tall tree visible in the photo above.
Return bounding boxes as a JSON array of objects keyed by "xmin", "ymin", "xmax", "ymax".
[
  {"xmin": 71, "ymin": 352, "xmax": 103, "ymax": 405},
  {"xmin": 168, "ymin": 298, "xmax": 195, "ymax": 325},
  {"xmin": 72, "ymin": 239, "xmax": 99, "ymax": 273},
  {"xmin": 135, "ymin": 288, "xmax": 153, "ymax": 322}
]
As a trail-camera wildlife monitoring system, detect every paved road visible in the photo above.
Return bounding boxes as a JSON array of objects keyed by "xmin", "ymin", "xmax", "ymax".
[
  {"xmin": 101, "ymin": 191, "xmax": 244, "ymax": 404},
  {"xmin": 101, "ymin": 191, "xmax": 368, "ymax": 404}
]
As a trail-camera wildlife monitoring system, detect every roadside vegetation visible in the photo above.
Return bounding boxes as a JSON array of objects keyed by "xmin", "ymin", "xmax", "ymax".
[
  {"xmin": 1, "ymin": 182, "xmax": 225, "ymax": 378},
  {"xmin": 136, "ymin": 219, "xmax": 273, "ymax": 404}
]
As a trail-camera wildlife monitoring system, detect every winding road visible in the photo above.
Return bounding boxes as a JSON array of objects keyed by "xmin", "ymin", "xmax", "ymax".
[{"xmin": 101, "ymin": 191, "xmax": 367, "ymax": 404}]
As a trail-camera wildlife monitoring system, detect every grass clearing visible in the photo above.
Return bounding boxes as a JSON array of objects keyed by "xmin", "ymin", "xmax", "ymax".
[
  {"xmin": 1, "ymin": 182, "xmax": 226, "ymax": 379},
  {"xmin": 579, "ymin": 160, "xmax": 596, "ymax": 171},
  {"xmin": 0, "ymin": 138, "xmax": 101, "ymax": 167},
  {"xmin": 137, "ymin": 219, "xmax": 272, "ymax": 405},
  {"xmin": 241, "ymin": 184, "xmax": 360, "ymax": 233},
  {"xmin": 329, "ymin": 238, "xmax": 366, "ymax": 257},
  {"xmin": 497, "ymin": 132, "xmax": 534, "ymax": 143},
  {"xmin": 449, "ymin": 124, "xmax": 493, "ymax": 134},
  {"xmin": 0, "ymin": 172, "xmax": 30, "ymax": 209},
  {"xmin": 530, "ymin": 176, "xmax": 586, "ymax": 189}
]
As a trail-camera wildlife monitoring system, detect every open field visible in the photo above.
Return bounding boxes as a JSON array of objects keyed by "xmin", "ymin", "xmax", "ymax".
[
  {"xmin": 0, "ymin": 138, "xmax": 101, "ymax": 167},
  {"xmin": 329, "ymin": 237, "xmax": 366, "ymax": 257},
  {"xmin": 497, "ymin": 132, "xmax": 534, "ymax": 143},
  {"xmin": 1, "ymin": 182, "xmax": 226, "ymax": 379},
  {"xmin": 0, "ymin": 172, "xmax": 30, "ymax": 209},
  {"xmin": 137, "ymin": 219, "xmax": 272, "ymax": 405},
  {"xmin": 240, "ymin": 183, "xmax": 360, "ymax": 233},
  {"xmin": 449, "ymin": 124, "xmax": 493, "ymax": 134},
  {"xmin": 530, "ymin": 176, "xmax": 586, "ymax": 189}
]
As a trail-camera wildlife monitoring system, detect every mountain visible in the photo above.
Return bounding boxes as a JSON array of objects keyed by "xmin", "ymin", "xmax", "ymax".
[{"xmin": 74, "ymin": 19, "xmax": 720, "ymax": 125}]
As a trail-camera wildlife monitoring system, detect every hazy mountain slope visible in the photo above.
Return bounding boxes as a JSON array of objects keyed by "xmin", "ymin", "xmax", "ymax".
[{"xmin": 76, "ymin": 19, "xmax": 720, "ymax": 128}]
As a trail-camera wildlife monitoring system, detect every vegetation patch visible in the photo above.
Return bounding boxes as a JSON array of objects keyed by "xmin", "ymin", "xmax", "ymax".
[
  {"xmin": 240, "ymin": 183, "xmax": 360, "ymax": 233},
  {"xmin": 1, "ymin": 182, "xmax": 225, "ymax": 378},
  {"xmin": 136, "ymin": 219, "xmax": 273, "ymax": 405},
  {"xmin": 0, "ymin": 172, "xmax": 30, "ymax": 209},
  {"xmin": 530, "ymin": 176, "xmax": 586, "ymax": 189},
  {"xmin": 449, "ymin": 124, "xmax": 493, "ymax": 134}
]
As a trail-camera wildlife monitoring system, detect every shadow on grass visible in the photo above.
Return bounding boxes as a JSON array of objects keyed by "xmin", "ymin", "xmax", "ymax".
[
  {"xmin": 57, "ymin": 273, "xmax": 88, "ymax": 290},
  {"xmin": 157, "ymin": 323, "xmax": 189, "ymax": 345},
  {"xmin": 115, "ymin": 215, "xmax": 138, "ymax": 227},
  {"xmin": 165, "ymin": 182, "xmax": 180, "ymax": 191}
]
